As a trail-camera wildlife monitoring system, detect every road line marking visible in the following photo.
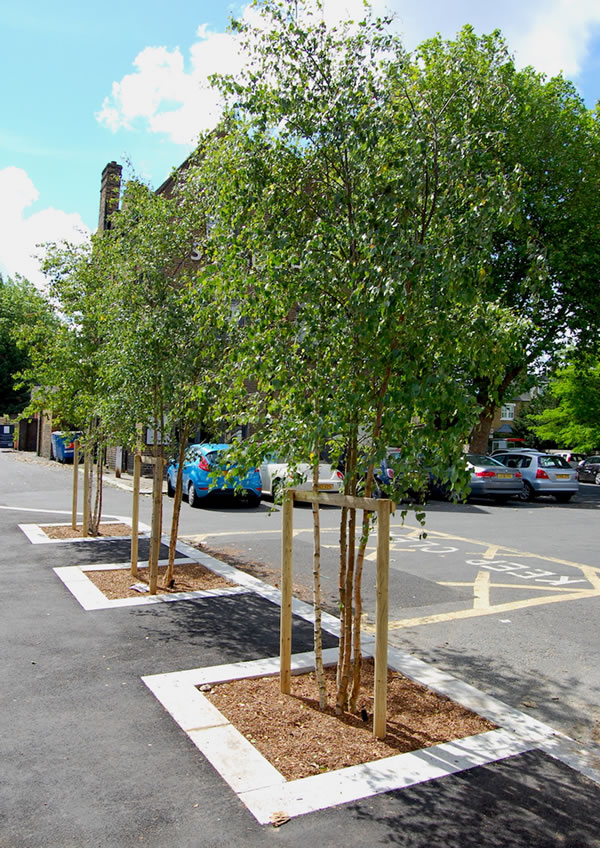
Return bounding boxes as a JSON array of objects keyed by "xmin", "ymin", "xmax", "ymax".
[
  {"xmin": 473, "ymin": 571, "xmax": 490, "ymax": 609},
  {"xmin": 391, "ymin": 523, "xmax": 598, "ymax": 573},
  {"xmin": 440, "ymin": 581, "xmax": 592, "ymax": 593},
  {"xmin": 370, "ymin": 588, "xmax": 600, "ymax": 631}
]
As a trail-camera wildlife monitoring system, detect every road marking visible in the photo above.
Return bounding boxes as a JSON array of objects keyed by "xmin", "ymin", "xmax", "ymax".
[
  {"xmin": 363, "ymin": 587, "xmax": 600, "ymax": 632},
  {"xmin": 473, "ymin": 571, "xmax": 490, "ymax": 609},
  {"xmin": 440, "ymin": 581, "xmax": 593, "ymax": 594}
]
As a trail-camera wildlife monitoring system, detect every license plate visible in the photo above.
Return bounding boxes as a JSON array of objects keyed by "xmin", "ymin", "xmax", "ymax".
[
  {"xmin": 319, "ymin": 483, "xmax": 335, "ymax": 490},
  {"xmin": 497, "ymin": 474, "xmax": 512, "ymax": 479},
  {"xmin": 555, "ymin": 474, "xmax": 570, "ymax": 479}
]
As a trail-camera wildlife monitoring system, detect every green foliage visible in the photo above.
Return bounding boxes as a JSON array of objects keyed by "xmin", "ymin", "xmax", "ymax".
[
  {"xmin": 531, "ymin": 355, "xmax": 600, "ymax": 452},
  {"xmin": 0, "ymin": 274, "xmax": 57, "ymax": 414},
  {"xmin": 185, "ymin": 4, "xmax": 531, "ymax": 503}
]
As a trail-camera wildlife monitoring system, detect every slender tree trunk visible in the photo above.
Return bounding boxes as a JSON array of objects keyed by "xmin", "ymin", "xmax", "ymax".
[
  {"xmin": 71, "ymin": 439, "xmax": 79, "ymax": 530},
  {"xmin": 148, "ymin": 403, "xmax": 163, "ymax": 595},
  {"xmin": 91, "ymin": 445, "xmax": 104, "ymax": 536},
  {"xmin": 349, "ymin": 465, "xmax": 375, "ymax": 712},
  {"xmin": 311, "ymin": 454, "xmax": 327, "ymax": 709},
  {"xmin": 82, "ymin": 449, "xmax": 92, "ymax": 538},
  {"xmin": 130, "ymin": 452, "xmax": 141, "ymax": 578},
  {"xmin": 336, "ymin": 433, "xmax": 357, "ymax": 714},
  {"xmin": 164, "ymin": 423, "xmax": 189, "ymax": 587}
]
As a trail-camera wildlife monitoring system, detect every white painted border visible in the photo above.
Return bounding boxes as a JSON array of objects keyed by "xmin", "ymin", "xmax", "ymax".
[
  {"xmin": 142, "ymin": 649, "xmax": 535, "ymax": 823},
  {"xmin": 18, "ymin": 518, "xmax": 151, "ymax": 545}
]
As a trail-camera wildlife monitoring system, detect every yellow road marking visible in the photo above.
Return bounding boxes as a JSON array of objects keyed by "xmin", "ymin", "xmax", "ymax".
[
  {"xmin": 362, "ymin": 588, "xmax": 600, "ymax": 632},
  {"xmin": 473, "ymin": 570, "xmax": 490, "ymax": 608},
  {"xmin": 440, "ymin": 581, "xmax": 592, "ymax": 593},
  {"xmin": 390, "ymin": 523, "xmax": 600, "ymax": 574}
]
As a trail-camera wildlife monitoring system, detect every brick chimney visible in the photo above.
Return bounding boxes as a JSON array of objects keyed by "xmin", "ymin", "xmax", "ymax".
[{"xmin": 97, "ymin": 161, "xmax": 122, "ymax": 232}]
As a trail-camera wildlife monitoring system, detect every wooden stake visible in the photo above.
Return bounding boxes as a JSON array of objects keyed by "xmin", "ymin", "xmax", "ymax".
[
  {"xmin": 130, "ymin": 452, "xmax": 141, "ymax": 577},
  {"xmin": 373, "ymin": 499, "xmax": 391, "ymax": 739},
  {"xmin": 71, "ymin": 440, "xmax": 79, "ymax": 530},
  {"xmin": 280, "ymin": 491, "xmax": 294, "ymax": 694}
]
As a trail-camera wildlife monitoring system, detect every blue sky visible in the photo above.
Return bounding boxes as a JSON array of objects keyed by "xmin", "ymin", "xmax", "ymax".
[{"xmin": 1, "ymin": 0, "xmax": 599, "ymax": 287}]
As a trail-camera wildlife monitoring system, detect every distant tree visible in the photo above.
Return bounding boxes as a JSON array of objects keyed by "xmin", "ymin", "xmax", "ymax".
[
  {"xmin": 530, "ymin": 354, "xmax": 600, "ymax": 451},
  {"xmin": 0, "ymin": 274, "xmax": 56, "ymax": 414}
]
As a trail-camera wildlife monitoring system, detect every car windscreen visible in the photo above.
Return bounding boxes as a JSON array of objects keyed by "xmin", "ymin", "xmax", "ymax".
[
  {"xmin": 466, "ymin": 454, "xmax": 505, "ymax": 467},
  {"xmin": 538, "ymin": 455, "xmax": 571, "ymax": 469}
]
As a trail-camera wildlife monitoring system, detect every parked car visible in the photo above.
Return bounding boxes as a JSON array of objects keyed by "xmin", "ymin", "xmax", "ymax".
[
  {"xmin": 50, "ymin": 431, "xmax": 81, "ymax": 463},
  {"xmin": 428, "ymin": 454, "xmax": 523, "ymax": 503},
  {"xmin": 167, "ymin": 443, "xmax": 262, "ymax": 507},
  {"xmin": 464, "ymin": 454, "xmax": 524, "ymax": 502},
  {"xmin": 546, "ymin": 450, "xmax": 587, "ymax": 467},
  {"xmin": 577, "ymin": 456, "xmax": 600, "ymax": 485},
  {"xmin": 491, "ymin": 450, "xmax": 578, "ymax": 502},
  {"xmin": 259, "ymin": 456, "xmax": 344, "ymax": 499}
]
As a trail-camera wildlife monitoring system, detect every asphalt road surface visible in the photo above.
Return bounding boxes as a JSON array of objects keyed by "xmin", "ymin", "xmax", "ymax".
[{"xmin": 3, "ymin": 448, "xmax": 600, "ymax": 752}]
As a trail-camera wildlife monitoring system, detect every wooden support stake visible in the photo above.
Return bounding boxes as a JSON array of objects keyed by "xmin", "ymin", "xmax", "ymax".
[
  {"xmin": 71, "ymin": 440, "xmax": 79, "ymax": 530},
  {"xmin": 130, "ymin": 453, "xmax": 141, "ymax": 577},
  {"xmin": 373, "ymin": 499, "xmax": 391, "ymax": 740},
  {"xmin": 280, "ymin": 491, "xmax": 294, "ymax": 694}
]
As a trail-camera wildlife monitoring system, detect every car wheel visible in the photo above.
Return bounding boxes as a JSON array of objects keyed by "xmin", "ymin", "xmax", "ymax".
[
  {"xmin": 188, "ymin": 481, "xmax": 200, "ymax": 508},
  {"xmin": 167, "ymin": 478, "xmax": 175, "ymax": 498},
  {"xmin": 595, "ymin": 472, "xmax": 600, "ymax": 485},
  {"xmin": 518, "ymin": 481, "xmax": 535, "ymax": 502},
  {"xmin": 555, "ymin": 493, "xmax": 573, "ymax": 503}
]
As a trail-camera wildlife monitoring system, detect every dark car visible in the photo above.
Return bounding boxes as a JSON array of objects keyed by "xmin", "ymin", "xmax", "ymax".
[{"xmin": 577, "ymin": 456, "xmax": 600, "ymax": 485}]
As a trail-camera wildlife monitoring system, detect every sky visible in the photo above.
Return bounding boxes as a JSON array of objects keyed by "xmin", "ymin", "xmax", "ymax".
[{"xmin": 1, "ymin": 0, "xmax": 600, "ymax": 288}]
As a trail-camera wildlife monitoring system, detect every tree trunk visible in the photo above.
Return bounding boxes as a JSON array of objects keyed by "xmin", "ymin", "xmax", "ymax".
[
  {"xmin": 469, "ymin": 403, "xmax": 496, "ymax": 454},
  {"xmin": 311, "ymin": 455, "xmax": 327, "ymax": 710},
  {"xmin": 336, "ymin": 434, "xmax": 357, "ymax": 715},
  {"xmin": 130, "ymin": 452, "xmax": 141, "ymax": 577},
  {"xmin": 71, "ymin": 440, "xmax": 79, "ymax": 530},
  {"xmin": 91, "ymin": 445, "xmax": 104, "ymax": 536},
  {"xmin": 164, "ymin": 423, "xmax": 189, "ymax": 587},
  {"xmin": 82, "ymin": 449, "xmax": 92, "ymax": 538},
  {"xmin": 148, "ymin": 417, "xmax": 164, "ymax": 595}
]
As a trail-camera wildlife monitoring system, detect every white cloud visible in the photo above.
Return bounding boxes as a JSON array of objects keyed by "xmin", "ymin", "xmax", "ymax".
[
  {"xmin": 97, "ymin": 0, "xmax": 600, "ymax": 147},
  {"xmin": 0, "ymin": 167, "xmax": 89, "ymax": 290},
  {"xmin": 96, "ymin": 19, "xmax": 249, "ymax": 145}
]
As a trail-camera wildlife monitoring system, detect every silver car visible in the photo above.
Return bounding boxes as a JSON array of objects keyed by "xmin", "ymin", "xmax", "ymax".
[
  {"xmin": 491, "ymin": 450, "xmax": 578, "ymax": 502},
  {"xmin": 465, "ymin": 454, "xmax": 524, "ymax": 503}
]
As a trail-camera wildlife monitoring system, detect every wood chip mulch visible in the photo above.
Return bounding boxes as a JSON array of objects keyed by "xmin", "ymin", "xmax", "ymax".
[
  {"xmin": 85, "ymin": 563, "xmax": 235, "ymax": 599},
  {"xmin": 41, "ymin": 523, "xmax": 133, "ymax": 539},
  {"xmin": 205, "ymin": 659, "xmax": 496, "ymax": 780}
]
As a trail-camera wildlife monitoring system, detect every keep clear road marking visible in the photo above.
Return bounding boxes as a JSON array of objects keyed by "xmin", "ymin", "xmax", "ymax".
[
  {"xmin": 364, "ymin": 522, "xmax": 600, "ymax": 632},
  {"xmin": 183, "ymin": 523, "xmax": 600, "ymax": 630}
]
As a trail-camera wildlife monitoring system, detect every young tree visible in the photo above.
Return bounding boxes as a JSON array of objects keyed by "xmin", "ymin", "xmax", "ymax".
[
  {"xmin": 96, "ymin": 176, "xmax": 222, "ymax": 592},
  {"xmin": 186, "ymin": 1, "xmax": 525, "ymax": 713}
]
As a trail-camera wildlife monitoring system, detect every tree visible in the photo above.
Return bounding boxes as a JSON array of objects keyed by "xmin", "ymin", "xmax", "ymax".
[
  {"xmin": 530, "ymin": 354, "xmax": 600, "ymax": 451},
  {"xmin": 95, "ymin": 176, "xmax": 223, "ymax": 591},
  {"xmin": 0, "ymin": 274, "xmax": 56, "ymax": 414},
  {"xmin": 17, "ymin": 239, "xmax": 110, "ymax": 535},
  {"xmin": 185, "ymin": 1, "xmax": 525, "ymax": 714},
  {"xmin": 464, "ymin": 55, "xmax": 600, "ymax": 450}
]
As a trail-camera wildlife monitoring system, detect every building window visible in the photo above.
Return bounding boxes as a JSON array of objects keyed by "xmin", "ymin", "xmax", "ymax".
[{"xmin": 500, "ymin": 403, "xmax": 515, "ymax": 421}]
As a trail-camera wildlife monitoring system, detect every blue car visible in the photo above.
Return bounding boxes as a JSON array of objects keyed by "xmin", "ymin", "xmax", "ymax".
[{"xmin": 167, "ymin": 443, "xmax": 262, "ymax": 508}]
